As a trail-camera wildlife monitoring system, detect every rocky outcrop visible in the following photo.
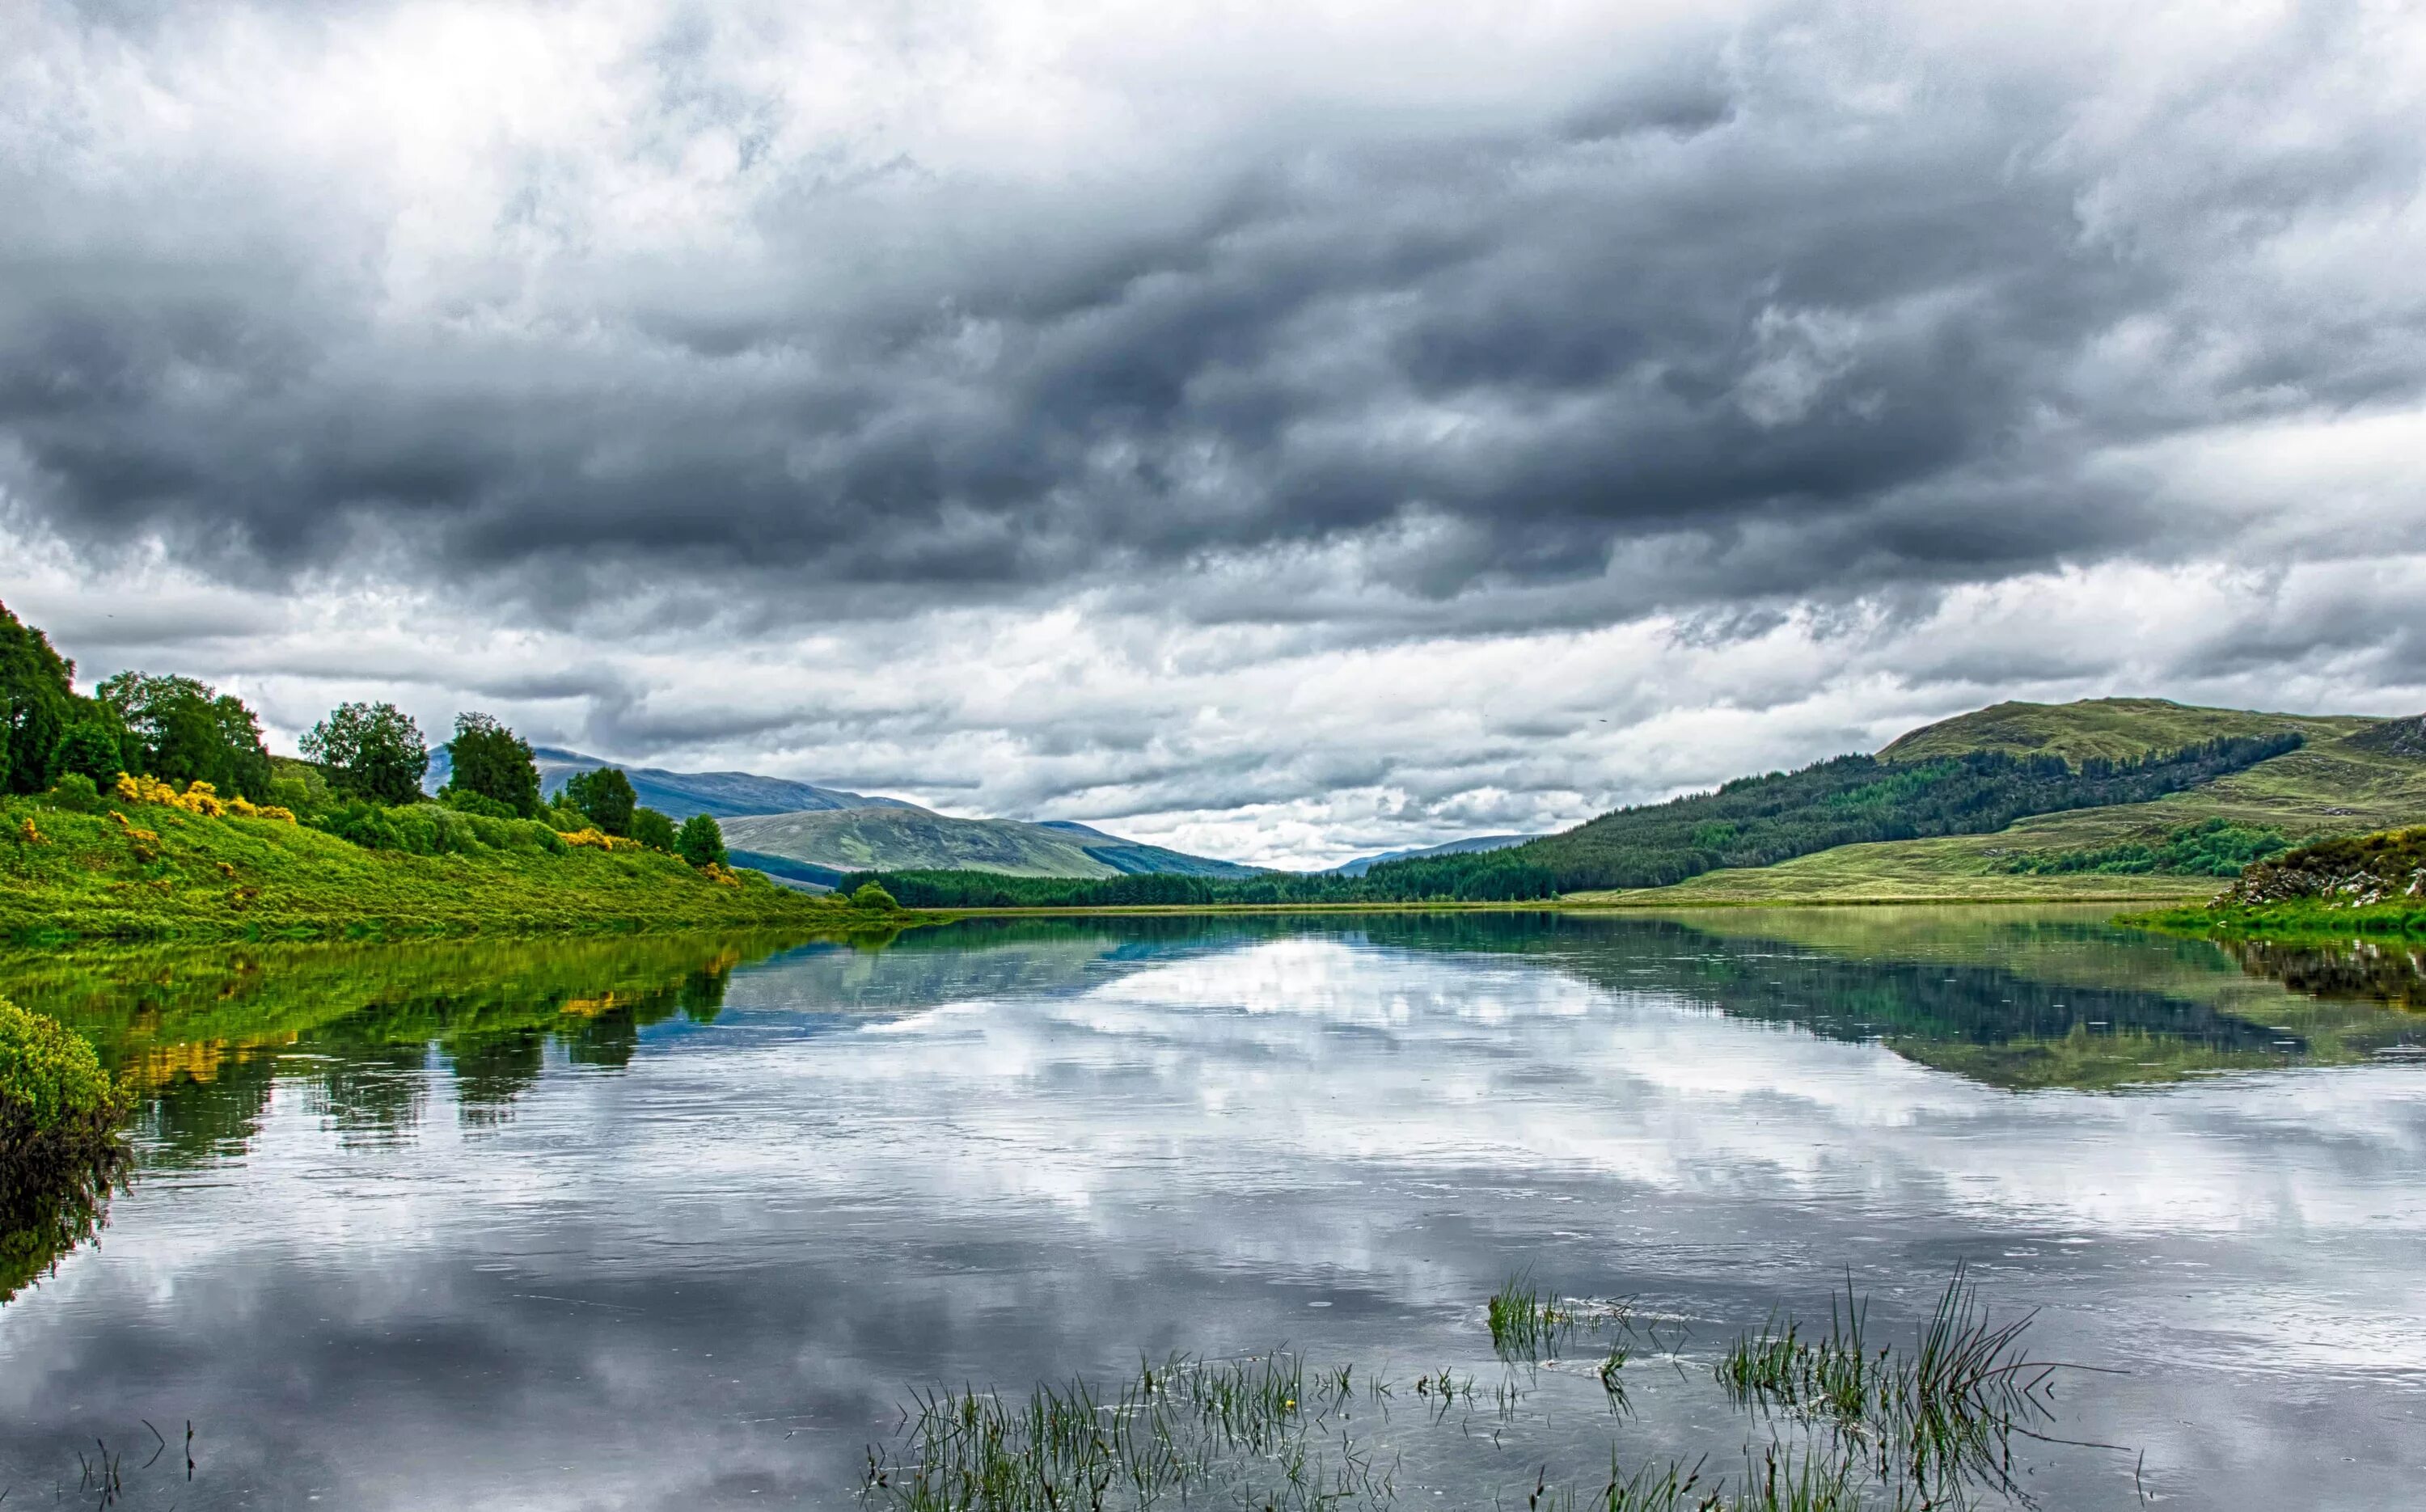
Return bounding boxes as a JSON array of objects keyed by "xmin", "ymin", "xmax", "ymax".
[{"xmin": 2217, "ymin": 826, "xmax": 2426, "ymax": 908}]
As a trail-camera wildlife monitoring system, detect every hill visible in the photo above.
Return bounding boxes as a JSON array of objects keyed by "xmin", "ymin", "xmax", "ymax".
[
  {"xmin": 1030, "ymin": 821, "xmax": 1265, "ymax": 878},
  {"xmin": 0, "ymin": 791, "xmax": 890, "ymax": 945},
  {"xmin": 1328, "ymin": 834, "xmax": 1541, "ymax": 876},
  {"xmin": 424, "ymin": 745, "xmax": 919, "ymax": 821},
  {"xmin": 722, "ymin": 808, "xmax": 1260, "ymax": 885},
  {"xmin": 1579, "ymin": 715, "xmax": 2426, "ymax": 906},
  {"xmin": 1876, "ymin": 697, "xmax": 2365, "ymax": 767}
]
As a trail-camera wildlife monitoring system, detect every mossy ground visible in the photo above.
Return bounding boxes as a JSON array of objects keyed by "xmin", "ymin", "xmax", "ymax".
[{"xmin": 0, "ymin": 795, "xmax": 885, "ymax": 944}]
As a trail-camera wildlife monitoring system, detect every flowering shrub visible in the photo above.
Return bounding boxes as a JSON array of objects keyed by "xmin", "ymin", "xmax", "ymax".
[
  {"xmin": 112, "ymin": 773, "xmax": 296, "ymax": 824},
  {"xmin": 701, "ymin": 862, "xmax": 743, "ymax": 888},
  {"xmin": 560, "ymin": 827, "xmax": 637, "ymax": 851}
]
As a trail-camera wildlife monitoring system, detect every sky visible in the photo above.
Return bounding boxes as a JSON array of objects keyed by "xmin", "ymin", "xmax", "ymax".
[{"xmin": 4, "ymin": 0, "xmax": 2424, "ymax": 868}]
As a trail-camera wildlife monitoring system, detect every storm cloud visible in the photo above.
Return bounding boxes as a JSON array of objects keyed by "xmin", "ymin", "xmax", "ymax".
[{"xmin": 5, "ymin": 0, "xmax": 2424, "ymax": 864}]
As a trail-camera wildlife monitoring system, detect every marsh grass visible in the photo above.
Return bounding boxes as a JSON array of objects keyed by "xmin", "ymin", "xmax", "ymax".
[
  {"xmin": 1715, "ymin": 1267, "xmax": 2063, "ymax": 1502},
  {"xmin": 862, "ymin": 1269, "xmax": 2106, "ymax": 1512},
  {"xmin": 860, "ymin": 1351, "xmax": 1394, "ymax": 1511}
]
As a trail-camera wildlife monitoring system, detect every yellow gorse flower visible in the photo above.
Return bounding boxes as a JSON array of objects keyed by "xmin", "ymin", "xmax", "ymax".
[{"xmin": 113, "ymin": 772, "xmax": 297, "ymax": 825}]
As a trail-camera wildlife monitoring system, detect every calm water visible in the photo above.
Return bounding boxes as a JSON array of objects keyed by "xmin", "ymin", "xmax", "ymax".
[{"xmin": 3, "ymin": 908, "xmax": 2424, "ymax": 1509}]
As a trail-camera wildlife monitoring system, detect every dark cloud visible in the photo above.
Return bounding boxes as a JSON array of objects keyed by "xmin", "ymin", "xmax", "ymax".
[{"xmin": 5, "ymin": 0, "xmax": 2414, "ymax": 634}]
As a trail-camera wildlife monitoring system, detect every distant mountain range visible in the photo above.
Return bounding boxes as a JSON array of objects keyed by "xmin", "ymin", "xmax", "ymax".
[
  {"xmin": 424, "ymin": 744, "xmax": 1261, "ymax": 885},
  {"xmin": 1327, "ymin": 834, "xmax": 1541, "ymax": 876},
  {"xmin": 723, "ymin": 808, "xmax": 1264, "ymax": 888}
]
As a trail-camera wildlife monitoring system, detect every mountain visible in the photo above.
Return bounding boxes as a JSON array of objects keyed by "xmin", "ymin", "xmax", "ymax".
[
  {"xmin": 1328, "ymin": 834, "xmax": 1542, "ymax": 876},
  {"xmin": 1877, "ymin": 698, "xmax": 2369, "ymax": 767},
  {"xmin": 723, "ymin": 808, "xmax": 1261, "ymax": 886},
  {"xmin": 1029, "ymin": 821, "xmax": 1266, "ymax": 878},
  {"xmin": 425, "ymin": 745, "xmax": 919, "ymax": 821},
  {"xmin": 1584, "ymin": 707, "xmax": 2426, "ymax": 905}
]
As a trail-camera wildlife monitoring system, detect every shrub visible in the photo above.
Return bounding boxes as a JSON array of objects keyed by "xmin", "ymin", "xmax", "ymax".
[
  {"xmin": 850, "ymin": 881, "xmax": 899, "ymax": 911},
  {"xmin": 0, "ymin": 997, "xmax": 129, "ymax": 1303},
  {"xmin": 441, "ymin": 787, "xmax": 518, "ymax": 821},
  {"xmin": 45, "ymin": 772, "xmax": 99, "ymax": 813},
  {"xmin": 675, "ymin": 813, "xmax": 727, "ymax": 868},
  {"xmin": 0, "ymin": 997, "xmax": 120, "ymax": 1134},
  {"xmin": 630, "ymin": 807, "xmax": 678, "ymax": 852}
]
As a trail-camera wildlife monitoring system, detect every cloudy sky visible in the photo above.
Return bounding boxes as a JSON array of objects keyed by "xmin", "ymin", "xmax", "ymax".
[{"xmin": 4, "ymin": 0, "xmax": 2424, "ymax": 866}]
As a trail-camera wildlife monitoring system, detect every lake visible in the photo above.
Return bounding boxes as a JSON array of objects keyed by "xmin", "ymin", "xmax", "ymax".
[{"xmin": 2, "ymin": 907, "xmax": 2423, "ymax": 1509}]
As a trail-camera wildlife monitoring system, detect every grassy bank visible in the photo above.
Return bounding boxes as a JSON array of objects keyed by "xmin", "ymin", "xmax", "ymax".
[{"xmin": 0, "ymin": 794, "xmax": 897, "ymax": 945}]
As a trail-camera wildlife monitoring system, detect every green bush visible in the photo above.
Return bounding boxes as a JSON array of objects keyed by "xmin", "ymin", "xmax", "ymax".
[
  {"xmin": 44, "ymin": 773, "xmax": 99, "ymax": 813},
  {"xmin": 631, "ymin": 807, "xmax": 678, "ymax": 852},
  {"xmin": 0, "ymin": 997, "xmax": 119, "ymax": 1134},
  {"xmin": 850, "ymin": 881, "xmax": 899, "ymax": 911},
  {"xmin": 441, "ymin": 787, "xmax": 519, "ymax": 821}
]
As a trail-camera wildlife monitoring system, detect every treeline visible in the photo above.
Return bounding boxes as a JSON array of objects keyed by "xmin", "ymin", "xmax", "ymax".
[
  {"xmin": 0, "ymin": 600, "xmax": 729, "ymax": 869},
  {"xmin": 848, "ymin": 733, "xmax": 2306, "ymax": 907}
]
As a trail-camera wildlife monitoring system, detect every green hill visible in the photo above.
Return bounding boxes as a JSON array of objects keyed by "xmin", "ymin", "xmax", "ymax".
[
  {"xmin": 722, "ymin": 807, "xmax": 1258, "ymax": 884},
  {"xmin": 1877, "ymin": 697, "xmax": 2366, "ymax": 767},
  {"xmin": 1584, "ymin": 712, "xmax": 2426, "ymax": 906},
  {"xmin": 0, "ymin": 794, "xmax": 885, "ymax": 944}
]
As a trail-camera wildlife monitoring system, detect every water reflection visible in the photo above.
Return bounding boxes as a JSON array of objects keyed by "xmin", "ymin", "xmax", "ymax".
[{"xmin": 0, "ymin": 909, "xmax": 2421, "ymax": 1511}]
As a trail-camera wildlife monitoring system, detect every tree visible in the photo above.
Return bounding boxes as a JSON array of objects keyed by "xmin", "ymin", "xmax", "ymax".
[
  {"xmin": 0, "ymin": 601, "xmax": 78, "ymax": 795},
  {"xmin": 630, "ymin": 807, "xmax": 678, "ymax": 851},
  {"xmin": 675, "ymin": 813, "xmax": 727, "ymax": 868},
  {"xmin": 49, "ymin": 719, "xmax": 127, "ymax": 786},
  {"xmin": 443, "ymin": 712, "xmax": 540, "ymax": 817},
  {"xmin": 560, "ymin": 767, "xmax": 636, "ymax": 837},
  {"xmin": 98, "ymin": 672, "xmax": 274, "ymax": 800},
  {"xmin": 849, "ymin": 881, "xmax": 898, "ymax": 911},
  {"xmin": 302, "ymin": 701, "xmax": 429, "ymax": 806}
]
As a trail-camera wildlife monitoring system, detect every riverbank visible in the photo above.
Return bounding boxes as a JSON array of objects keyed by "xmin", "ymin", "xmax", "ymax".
[{"xmin": 0, "ymin": 796, "xmax": 903, "ymax": 945}]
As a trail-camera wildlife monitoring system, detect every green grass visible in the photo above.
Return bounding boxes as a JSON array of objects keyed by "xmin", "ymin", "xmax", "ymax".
[
  {"xmin": 0, "ymin": 794, "xmax": 894, "ymax": 944},
  {"xmin": 1877, "ymin": 696, "xmax": 2369, "ymax": 767},
  {"xmin": 1581, "ymin": 726, "xmax": 2426, "ymax": 906}
]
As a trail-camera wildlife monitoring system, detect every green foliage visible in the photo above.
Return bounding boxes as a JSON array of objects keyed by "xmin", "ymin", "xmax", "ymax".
[
  {"xmin": 0, "ymin": 600, "xmax": 80, "ymax": 795},
  {"xmin": 45, "ymin": 772, "xmax": 100, "ymax": 813},
  {"xmin": 0, "ymin": 792, "xmax": 887, "ymax": 944},
  {"xmin": 98, "ymin": 670, "xmax": 277, "ymax": 800},
  {"xmin": 49, "ymin": 716, "xmax": 129, "ymax": 786},
  {"xmin": 630, "ymin": 806, "xmax": 678, "ymax": 851},
  {"xmin": 850, "ymin": 881, "xmax": 899, "ymax": 911},
  {"xmin": 675, "ymin": 812, "xmax": 727, "ymax": 868},
  {"xmin": 562, "ymin": 767, "xmax": 637, "ymax": 837},
  {"xmin": 0, "ymin": 995, "xmax": 119, "ymax": 1133},
  {"xmin": 444, "ymin": 711, "xmax": 541, "ymax": 817},
  {"xmin": 302, "ymin": 699, "xmax": 429, "ymax": 805},
  {"xmin": 1998, "ymin": 817, "xmax": 2294, "ymax": 876},
  {"xmin": 439, "ymin": 787, "xmax": 519, "ymax": 820}
]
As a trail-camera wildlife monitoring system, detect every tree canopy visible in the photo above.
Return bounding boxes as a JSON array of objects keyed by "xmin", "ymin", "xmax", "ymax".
[
  {"xmin": 444, "ymin": 712, "xmax": 540, "ymax": 817},
  {"xmin": 98, "ymin": 672, "xmax": 273, "ymax": 801},
  {"xmin": 561, "ymin": 767, "xmax": 636, "ymax": 837},
  {"xmin": 675, "ymin": 813, "xmax": 727, "ymax": 868},
  {"xmin": 630, "ymin": 806, "xmax": 678, "ymax": 852},
  {"xmin": 302, "ymin": 701, "xmax": 429, "ymax": 806},
  {"xmin": 0, "ymin": 601, "xmax": 80, "ymax": 796}
]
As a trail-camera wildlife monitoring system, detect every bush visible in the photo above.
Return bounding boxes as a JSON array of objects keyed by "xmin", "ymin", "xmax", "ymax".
[
  {"xmin": 0, "ymin": 998, "xmax": 120, "ymax": 1134},
  {"xmin": 441, "ymin": 787, "xmax": 518, "ymax": 821},
  {"xmin": 317, "ymin": 800, "xmax": 404, "ymax": 851},
  {"xmin": 675, "ymin": 813, "xmax": 727, "ymax": 868},
  {"xmin": 49, "ymin": 720, "xmax": 125, "ymax": 786},
  {"xmin": 44, "ymin": 773, "xmax": 99, "ymax": 813},
  {"xmin": 850, "ymin": 881, "xmax": 899, "ymax": 912},
  {"xmin": 630, "ymin": 807, "xmax": 678, "ymax": 852}
]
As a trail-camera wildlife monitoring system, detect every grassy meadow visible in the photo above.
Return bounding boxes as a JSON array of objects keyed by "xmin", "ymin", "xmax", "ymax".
[{"xmin": 0, "ymin": 795, "xmax": 888, "ymax": 945}]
